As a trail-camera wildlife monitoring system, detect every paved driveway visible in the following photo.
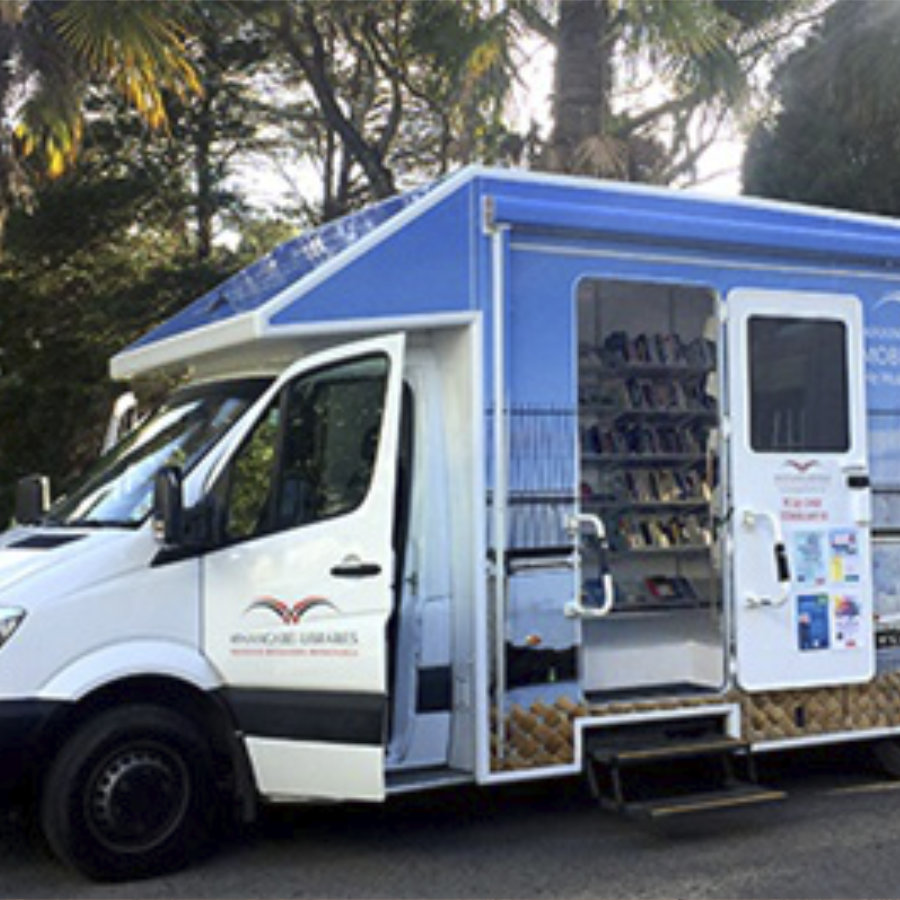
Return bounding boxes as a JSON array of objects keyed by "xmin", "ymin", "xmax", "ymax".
[{"xmin": 3, "ymin": 746, "xmax": 900, "ymax": 898}]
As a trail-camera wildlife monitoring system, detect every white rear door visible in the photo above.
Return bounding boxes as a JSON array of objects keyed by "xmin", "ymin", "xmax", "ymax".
[
  {"xmin": 728, "ymin": 289, "xmax": 873, "ymax": 691},
  {"xmin": 203, "ymin": 334, "xmax": 405, "ymax": 801}
]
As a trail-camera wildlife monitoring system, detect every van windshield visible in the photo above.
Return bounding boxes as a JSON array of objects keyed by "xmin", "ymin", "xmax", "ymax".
[{"xmin": 45, "ymin": 379, "xmax": 271, "ymax": 528}]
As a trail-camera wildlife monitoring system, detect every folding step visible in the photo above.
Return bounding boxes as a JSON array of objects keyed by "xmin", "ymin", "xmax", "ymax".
[
  {"xmin": 591, "ymin": 734, "xmax": 747, "ymax": 766},
  {"xmin": 623, "ymin": 783, "xmax": 787, "ymax": 820},
  {"xmin": 586, "ymin": 714, "xmax": 786, "ymax": 818}
]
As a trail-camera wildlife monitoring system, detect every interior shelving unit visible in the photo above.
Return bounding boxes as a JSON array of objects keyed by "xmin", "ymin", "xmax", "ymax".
[{"xmin": 576, "ymin": 280, "xmax": 723, "ymax": 658}]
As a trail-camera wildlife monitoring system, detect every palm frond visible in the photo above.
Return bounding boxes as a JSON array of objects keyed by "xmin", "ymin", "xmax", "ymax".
[
  {"xmin": 51, "ymin": 0, "xmax": 202, "ymax": 130},
  {"xmin": 14, "ymin": 82, "xmax": 84, "ymax": 179}
]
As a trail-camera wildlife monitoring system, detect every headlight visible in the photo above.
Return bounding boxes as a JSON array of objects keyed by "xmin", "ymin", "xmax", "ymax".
[{"xmin": 0, "ymin": 607, "xmax": 25, "ymax": 647}]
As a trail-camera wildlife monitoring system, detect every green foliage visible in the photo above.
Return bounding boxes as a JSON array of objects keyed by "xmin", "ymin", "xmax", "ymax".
[
  {"xmin": 163, "ymin": 2, "xmax": 278, "ymax": 256},
  {"xmin": 543, "ymin": 0, "xmax": 815, "ymax": 183},
  {"xmin": 236, "ymin": 219, "xmax": 300, "ymax": 259},
  {"xmin": 257, "ymin": 0, "xmax": 530, "ymax": 221},
  {"xmin": 0, "ymin": 0, "xmax": 835, "ymax": 528},
  {"xmin": 15, "ymin": 0, "xmax": 201, "ymax": 177},
  {"xmin": 405, "ymin": 1, "xmax": 523, "ymax": 164},
  {"xmin": 743, "ymin": 0, "xmax": 900, "ymax": 215},
  {"xmin": 225, "ymin": 402, "xmax": 280, "ymax": 541},
  {"xmin": 0, "ymin": 166, "xmax": 250, "ymax": 524},
  {"xmin": 0, "ymin": 3, "xmax": 307, "ymax": 523}
]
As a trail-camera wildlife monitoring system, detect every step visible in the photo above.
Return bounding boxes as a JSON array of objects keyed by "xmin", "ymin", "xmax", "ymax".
[
  {"xmin": 623, "ymin": 782, "xmax": 787, "ymax": 820},
  {"xmin": 385, "ymin": 766, "xmax": 472, "ymax": 795},
  {"xmin": 591, "ymin": 734, "xmax": 747, "ymax": 766}
]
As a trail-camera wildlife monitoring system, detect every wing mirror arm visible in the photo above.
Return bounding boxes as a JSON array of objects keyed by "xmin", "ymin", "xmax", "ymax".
[
  {"xmin": 152, "ymin": 466, "xmax": 185, "ymax": 546},
  {"xmin": 152, "ymin": 465, "xmax": 219, "ymax": 553}
]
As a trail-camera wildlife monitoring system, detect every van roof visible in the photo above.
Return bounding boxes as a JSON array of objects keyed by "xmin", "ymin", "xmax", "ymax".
[{"xmin": 112, "ymin": 165, "xmax": 900, "ymax": 380}]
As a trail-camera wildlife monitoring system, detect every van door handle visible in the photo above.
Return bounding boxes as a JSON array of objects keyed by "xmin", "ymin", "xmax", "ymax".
[{"xmin": 331, "ymin": 559, "xmax": 382, "ymax": 578}]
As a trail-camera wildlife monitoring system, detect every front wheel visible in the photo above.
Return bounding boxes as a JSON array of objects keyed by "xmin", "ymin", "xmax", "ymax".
[{"xmin": 41, "ymin": 705, "xmax": 218, "ymax": 881}]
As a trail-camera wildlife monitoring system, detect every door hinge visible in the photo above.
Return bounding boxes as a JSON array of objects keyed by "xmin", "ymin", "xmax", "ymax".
[{"xmin": 455, "ymin": 660, "xmax": 474, "ymax": 712}]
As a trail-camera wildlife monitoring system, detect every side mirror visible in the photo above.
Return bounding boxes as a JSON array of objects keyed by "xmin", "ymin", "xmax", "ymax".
[
  {"xmin": 152, "ymin": 466, "xmax": 184, "ymax": 545},
  {"xmin": 101, "ymin": 391, "xmax": 139, "ymax": 454},
  {"xmin": 15, "ymin": 475, "xmax": 50, "ymax": 525}
]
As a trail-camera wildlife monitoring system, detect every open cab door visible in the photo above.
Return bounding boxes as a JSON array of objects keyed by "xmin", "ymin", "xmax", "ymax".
[
  {"xmin": 727, "ymin": 289, "xmax": 874, "ymax": 692},
  {"xmin": 203, "ymin": 334, "xmax": 406, "ymax": 801}
]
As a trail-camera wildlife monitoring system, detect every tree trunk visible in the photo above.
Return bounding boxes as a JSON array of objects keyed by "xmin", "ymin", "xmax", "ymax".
[
  {"xmin": 0, "ymin": 14, "xmax": 23, "ymax": 253},
  {"xmin": 194, "ymin": 95, "xmax": 216, "ymax": 261},
  {"xmin": 279, "ymin": 5, "xmax": 396, "ymax": 202},
  {"xmin": 544, "ymin": 0, "xmax": 620, "ymax": 177},
  {"xmin": 192, "ymin": 21, "xmax": 222, "ymax": 262},
  {"xmin": 194, "ymin": 91, "xmax": 214, "ymax": 261}
]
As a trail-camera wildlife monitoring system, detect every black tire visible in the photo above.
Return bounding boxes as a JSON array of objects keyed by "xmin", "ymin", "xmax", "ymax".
[
  {"xmin": 873, "ymin": 738, "xmax": 900, "ymax": 778},
  {"xmin": 40, "ymin": 705, "xmax": 218, "ymax": 881}
]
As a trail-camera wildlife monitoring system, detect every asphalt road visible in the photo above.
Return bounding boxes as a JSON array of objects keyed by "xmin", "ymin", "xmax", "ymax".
[{"xmin": 3, "ymin": 746, "xmax": 900, "ymax": 898}]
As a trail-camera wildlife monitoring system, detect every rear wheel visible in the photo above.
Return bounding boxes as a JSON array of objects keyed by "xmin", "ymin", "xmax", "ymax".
[
  {"xmin": 872, "ymin": 738, "xmax": 900, "ymax": 778},
  {"xmin": 41, "ymin": 705, "xmax": 218, "ymax": 881}
]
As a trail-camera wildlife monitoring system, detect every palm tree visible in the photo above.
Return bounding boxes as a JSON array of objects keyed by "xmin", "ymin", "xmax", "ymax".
[
  {"xmin": 542, "ymin": 0, "xmax": 818, "ymax": 184},
  {"xmin": 0, "ymin": 0, "xmax": 200, "ymax": 244}
]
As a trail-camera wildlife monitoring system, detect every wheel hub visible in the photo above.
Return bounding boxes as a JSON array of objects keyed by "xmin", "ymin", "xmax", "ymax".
[{"xmin": 86, "ymin": 744, "xmax": 190, "ymax": 853}]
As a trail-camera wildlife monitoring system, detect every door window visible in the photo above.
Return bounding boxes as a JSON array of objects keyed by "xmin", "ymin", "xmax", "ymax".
[
  {"xmin": 222, "ymin": 355, "xmax": 389, "ymax": 542},
  {"xmin": 274, "ymin": 355, "xmax": 388, "ymax": 529},
  {"xmin": 749, "ymin": 316, "xmax": 849, "ymax": 452},
  {"xmin": 225, "ymin": 400, "xmax": 281, "ymax": 541}
]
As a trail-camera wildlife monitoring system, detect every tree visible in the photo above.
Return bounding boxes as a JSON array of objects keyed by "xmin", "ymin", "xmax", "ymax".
[
  {"xmin": 253, "ymin": 0, "xmax": 819, "ymax": 205},
  {"xmin": 0, "ymin": 0, "xmax": 202, "ymax": 245},
  {"xmin": 537, "ymin": 0, "xmax": 818, "ymax": 183},
  {"xmin": 255, "ymin": 0, "xmax": 525, "ymax": 221},
  {"xmin": 165, "ymin": 3, "xmax": 281, "ymax": 259},
  {"xmin": 742, "ymin": 0, "xmax": 900, "ymax": 215},
  {"xmin": 0, "ymin": 118, "xmax": 259, "ymax": 523}
]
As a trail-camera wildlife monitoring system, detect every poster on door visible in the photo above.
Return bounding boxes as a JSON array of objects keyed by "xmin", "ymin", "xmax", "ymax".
[
  {"xmin": 797, "ymin": 594, "xmax": 830, "ymax": 651},
  {"xmin": 829, "ymin": 528, "xmax": 861, "ymax": 584},
  {"xmin": 793, "ymin": 531, "xmax": 826, "ymax": 586},
  {"xmin": 833, "ymin": 594, "xmax": 862, "ymax": 650},
  {"xmin": 792, "ymin": 527, "xmax": 865, "ymax": 653}
]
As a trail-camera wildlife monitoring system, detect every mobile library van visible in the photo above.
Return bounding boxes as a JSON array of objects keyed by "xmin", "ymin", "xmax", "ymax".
[{"xmin": 2, "ymin": 167, "xmax": 900, "ymax": 879}]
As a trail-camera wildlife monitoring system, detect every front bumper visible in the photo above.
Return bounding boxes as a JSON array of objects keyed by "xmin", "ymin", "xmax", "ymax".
[{"xmin": 0, "ymin": 700, "xmax": 63, "ymax": 793}]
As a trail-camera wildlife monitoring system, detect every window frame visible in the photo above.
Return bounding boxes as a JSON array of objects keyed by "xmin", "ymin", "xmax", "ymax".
[
  {"xmin": 214, "ymin": 352, "xmax": 391, "ymax": 547},
  {"xmin": 747, "ymin": 314, "xmax": 851, "ymax": 454}
]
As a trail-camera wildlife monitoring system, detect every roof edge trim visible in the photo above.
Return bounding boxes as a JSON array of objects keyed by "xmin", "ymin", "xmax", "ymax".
[
  {"xmin": 470, "ymin": 165, "xmax": 900, "ymax": 235},
  {"xmin": 110, "ymin": 311, "xmax": 260, "ymax": 380},
  {"xmin": 491, "ymin": 194, "xmax": 900, "ymax": 263},
  {"xmin": 258, "ymin": 310, "xmax": 480, "ymax": 341}
]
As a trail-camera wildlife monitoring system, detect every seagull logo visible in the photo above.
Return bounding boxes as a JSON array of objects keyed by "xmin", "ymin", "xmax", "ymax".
[
  {"xmin": 785, "ymin": 460, "xmax": 819, "ymax": 473},
  {"xmin": 246, "ymin": 596, "xmax": 337, "ymax": 625}
]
